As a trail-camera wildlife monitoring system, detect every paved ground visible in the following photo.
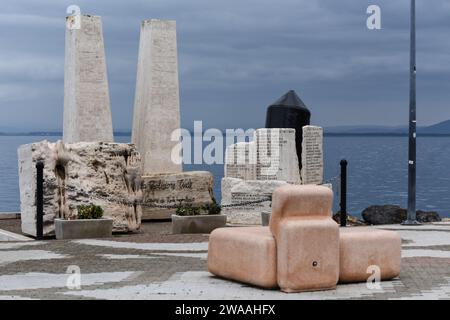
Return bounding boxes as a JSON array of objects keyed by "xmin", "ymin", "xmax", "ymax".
[{"xmin": 0, "ymin": 220, "xmax": 449, "ymax": 300}]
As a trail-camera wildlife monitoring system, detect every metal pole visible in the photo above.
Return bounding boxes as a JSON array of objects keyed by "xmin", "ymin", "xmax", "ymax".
[
  {"xmin": 340, "ymin": 159, "xmax": 348, "ymax": 227},
  {"xmin": 403, "ymin": 0, "xmax": 420, "ymax": 225},
  {"xmin": 36, "ymin": 161, "xmax": 44, "ymax": 240}
]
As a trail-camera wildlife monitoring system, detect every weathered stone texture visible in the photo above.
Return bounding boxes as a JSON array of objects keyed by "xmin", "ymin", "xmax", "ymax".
[
  {"xmin": 18, "ymin": 140, "xmax": 142, "ymax": 236},
  {"xmin": 63, "ymin": 15, "xmax": 114, "ymax": 143},
  {"xmin": 141, "ymin": 171, "xmax": 214, "ymax": 220},
  {"xmin": 132, "ymin": 20, "xmax": 182, "ymax": 174},
  {"xmin": 301, "ymin": 126, "xmax": 323, "ymax": 185},
  {"xmin": 224, "ymin": 142, "xmax": 256, "ymax": 180},
  {"xmin": 255, "ymin": 128, "xmax": 301, "ymax": 184},
  {"xmin": 221, "ymin": 177, "xmax": 287, "ymax": 225}
]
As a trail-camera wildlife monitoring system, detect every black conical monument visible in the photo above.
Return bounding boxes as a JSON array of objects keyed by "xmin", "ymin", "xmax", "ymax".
[{"xmin": 265, "ymin": 90, "xmax": 311, "ymax": 172}]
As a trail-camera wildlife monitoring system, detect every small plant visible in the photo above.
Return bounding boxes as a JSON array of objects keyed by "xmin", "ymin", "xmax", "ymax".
[
  {"xmin": 77, "ymin": 204, "xmax": 104, "ymax": 220},
  {"xmin": 175, "ymin": 206, "xmax": 201, "ymax": 216},
  {"xmin": 176, "ymin": 198, "xmax": 222, "ymax": 216}
]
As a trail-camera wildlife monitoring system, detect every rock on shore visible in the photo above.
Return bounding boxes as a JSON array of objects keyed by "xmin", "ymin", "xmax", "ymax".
[{"xmin": 361, "ymin": 205, "xmax": 442, "ymax": 225}]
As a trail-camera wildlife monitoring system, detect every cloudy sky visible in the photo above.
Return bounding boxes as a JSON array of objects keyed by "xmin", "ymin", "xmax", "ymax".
[{"xmin": 1, "ymin": 0, "xmax": 449, "ymax": 132}]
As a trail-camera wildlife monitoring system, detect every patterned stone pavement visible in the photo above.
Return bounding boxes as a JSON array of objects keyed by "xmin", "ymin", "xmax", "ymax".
[{"xmin": 0, "ymin": 221, "xmax": 449, "ymax": 300}]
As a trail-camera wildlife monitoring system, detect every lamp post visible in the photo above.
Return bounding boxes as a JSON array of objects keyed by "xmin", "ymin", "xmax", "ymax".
[{"xmin": 403, "ymin": 0, "xmax": 420, "ymax": 225}]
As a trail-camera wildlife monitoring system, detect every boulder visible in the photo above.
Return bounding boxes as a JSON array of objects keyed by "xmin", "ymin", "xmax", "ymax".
[
  {"xmin": 362, "ymin": 205, "xmax": 405, "ymax": 225},
  {"xmin": 416, "ymin": 210, "xmax": 442, "ymax": 223},
  {"xmin": 361, "ymin": 205, "xmax": 442, "ymax": 225},
  {"xmin": 18, "ymin": 140, "xmax": 142, "ymax": 236}
]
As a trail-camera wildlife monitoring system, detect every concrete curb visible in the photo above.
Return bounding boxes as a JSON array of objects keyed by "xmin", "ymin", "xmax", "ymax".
[{"xmin": 0, "ymin": 228, "xmax": 33, "ymax": 242}]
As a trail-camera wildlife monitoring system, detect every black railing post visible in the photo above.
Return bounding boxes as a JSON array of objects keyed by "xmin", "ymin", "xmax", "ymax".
[
  {"xmin": 36, "ymin": 161, "xmax": 44, "ymax": 240},
  {"xmin": 340, "ymin": 159, "xmax": 348, "ymax": 227}
]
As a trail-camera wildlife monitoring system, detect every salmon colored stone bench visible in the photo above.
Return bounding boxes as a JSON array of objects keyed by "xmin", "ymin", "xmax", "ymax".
[
  {"xmin": 208, "ymin": 227, "xmax": 277, "ymax": 289},
  {"xmin": 339, "ymin": 227, "xmax": 401, "ymax": 283},
  {"xmin": 207, "ymin": 184, "xmax": 401, "ymax": 292}
]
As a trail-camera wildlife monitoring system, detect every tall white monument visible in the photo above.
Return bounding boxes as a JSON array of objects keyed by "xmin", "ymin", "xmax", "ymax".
[
  {"xmin": 132, "ymin": 20, "xmax": 214, "ymax": 220},
  {"xmin": 63, "ymin": 15, "xmax": 114, "ymax": 143},
  {"xmin": 132, "ymin": 19, "xmax": 182, "ymax": 174}
]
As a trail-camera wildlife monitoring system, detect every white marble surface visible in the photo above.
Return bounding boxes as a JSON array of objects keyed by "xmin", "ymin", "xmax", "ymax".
[
  {"xmin": 132, "ymin": 19, "xmax": 182, "ymax": 174},
  {"xmin": 63, "ymin": 15, "xmax": 113, "ymax": 143}
]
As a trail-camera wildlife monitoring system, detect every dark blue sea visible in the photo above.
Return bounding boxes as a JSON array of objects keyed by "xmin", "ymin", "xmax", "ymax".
[{"xmin": 1, "ymin": 135, "xmax": 449, "ymax": 217}]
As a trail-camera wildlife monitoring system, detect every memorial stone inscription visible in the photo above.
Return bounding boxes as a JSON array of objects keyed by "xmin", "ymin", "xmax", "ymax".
[
  {"xmin": 224, "ymin": 142, "xmax": 256, "ymax": 180},
  {"xmin": 221, "ymin": 177, "xmax": 287, "ymax": 225},
  {"xmin": 255, "ymin": 128, "xmax": 301, "ymax": 184},
  {"xmin": 301, "ymin": 126, "xmax": 324, "ymax": 185},
  {"xmin": 141, "ymin": 172, "xmax": 215, "ymax": 220}
]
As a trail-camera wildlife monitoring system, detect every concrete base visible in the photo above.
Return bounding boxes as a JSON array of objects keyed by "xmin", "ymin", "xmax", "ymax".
[
  {"xmin": 171, "ymin": 214, "xmax": 227, "ymax": 234},
  {"xmin": 339, "ymin": 227, "xmax": 401, "ymax": 283},
  {"xmin": 55, "ymin": 218, "xmax": 113, "ymax": 240},
  {"xmin": 141, "ymin": 171, "xmax": 214, "ymax": 220},
  {"xmin": 208, "ymin": 227, "xmax": 277, "ymax": 289}
]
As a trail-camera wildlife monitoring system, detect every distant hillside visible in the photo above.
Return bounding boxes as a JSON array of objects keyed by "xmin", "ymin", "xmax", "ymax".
[
  {"xmin": 325, "ymin": 120, "xmax": 450, "ymax": 136},
  {"xmin": 1, "ymin": 121, "xmax": 450, "ymax": 136},
  {"xmin": 324, "ymin": 125, "xmax": 407, "ymax": 135},
  {"xmin": 419, "ymin": 120, "xmax": 450, "ymax": 135},
  {"xmin": 0, "ymin": 131, "xmax": 132, "ymax": 137}
]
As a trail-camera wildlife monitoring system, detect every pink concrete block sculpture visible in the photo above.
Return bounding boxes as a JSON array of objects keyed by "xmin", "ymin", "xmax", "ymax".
[
  {"xmin": 269, "ymin": 184, "xmax": 333, "ymax": 239},
  {"xmin": 207, "ymin": 184, "xmax": 402, "ymax": 293},
  {"xmin": 276, "ymin": 217, "xmax": 339, "ymax": 293},
  {"xmin": 339, "ymin": 227, "xmax": 401, "ymax": 283},
  {"xmin": 208, "ymin": 227, "xmax": 277, "ymax": 288}
]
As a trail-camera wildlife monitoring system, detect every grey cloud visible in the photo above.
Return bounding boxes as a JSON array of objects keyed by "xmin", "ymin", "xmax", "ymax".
[{"xmin": 0, "ymin": 0, "xmax": 449, "ymax": 132}]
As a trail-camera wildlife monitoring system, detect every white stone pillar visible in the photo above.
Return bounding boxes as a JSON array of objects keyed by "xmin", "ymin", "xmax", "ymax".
[
  {"xmin": 132, "ymin": 20, "xmax": 182, "ymax": 174},
  {"xmin": 63, "ymin": 15, "xmax": 114, "ymax": 143},
  {"xmin": 255, "ymin": 128, "xmax": 301, "ymax": 184},
  {"xmin": 301, "ymin": 126, "xmax": 324, "ymax": 185}
]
